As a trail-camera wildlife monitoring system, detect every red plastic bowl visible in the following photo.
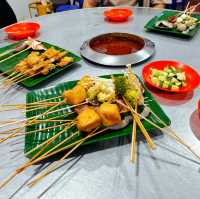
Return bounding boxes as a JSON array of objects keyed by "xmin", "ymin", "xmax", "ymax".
[
  {"xmin": 4, "ymin": 22, "xmax": 40, "ymax": 40},
  {"xmin": 142, "ymin": 60, "xmax": 200, "ymax": 93},
  {"xmin": 104, "ymin": 8, "xmax": 133, "ymax": 22},
  {"xmin": 198, "ymin": 100, "xmax": 200, "ymax": 114}
]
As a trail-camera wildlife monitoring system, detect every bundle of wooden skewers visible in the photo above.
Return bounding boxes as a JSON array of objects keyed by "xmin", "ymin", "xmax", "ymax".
[
  {"xmin": 185, "ymin": 1, "xmax": 200, "ymax": 14},
  {"xmin": 0, "ymin": 38, "xmax": 74, "ymax": 89},
  {"xmin": 0, "ymin": 65, "xmax": 199, "ymax": 189}
]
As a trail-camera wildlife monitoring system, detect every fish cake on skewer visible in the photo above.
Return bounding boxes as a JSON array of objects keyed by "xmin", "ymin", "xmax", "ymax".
[
  {"xmin": 54, "ymin": 51, "xmax": 68, "ymax": 60},
  {"xmin": 26, "ymin": 52, "xmax": 42, "ymax": 66},
  {"xmin": 15, "ymin": 61, "xmax": 28, "ymax": 73},
  {"xmin": 48, "ymin": 51, "xmax": 67, "ymax": 64},
  {"xmin": 31, "ymin": 51, "xmax": 70, "ymax": 75},
  {"xmin": 57, "ymin": 56, "xmax": 74, "ymax": 67},
  {"xmin": 41, "ymin": 64, "xmax": 56, "ymax": 75},
  {"xmin": 41, "ymin": 48, "xmax": 60, "ymax": 59}
]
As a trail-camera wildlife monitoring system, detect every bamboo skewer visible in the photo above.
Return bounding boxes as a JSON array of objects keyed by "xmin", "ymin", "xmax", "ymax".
[
  {"xmin": 0, "ymin": 119, "xmax": 19, "ymax": 124},
  {"xmin": 0, "ymin": 110, "xmax": 74, "ymax": 135},
  {"xmin": 23, "ymin": 101, "xmax": 67, "ymax": 114},
  {"xmin": 0, "ymin": 112, "xmax": 74, "ymax": 143},
  {"xmin": 0, "ymin": 128, "xmax": 23, "ymax": 143},
  {"xmin": 33, "ymin": 102, "xmax": 87, "ymax": 119},
  {"xmin": 0, "ymin": 120, "xmax": 75, "ymax": 146},
  {"xmin": 6, "ymin": 102, "xmax": 69, "ymax": 137},
  {"xmin": 0, "ymin": 127, "xmax": 107, "ymax": 189},
  {"xmin": 0, "ymin": 126, "xmax": 22, "ymax": 135},
  {"xmin": 0, "ymin": 102, "xmax": 65, "ymax": 113},
  {"xmin": 4, "ymin": 72, "xmax": 40, "ymax": 88},
  {"xmin": 28, "ymin": 135, "xmax": 85, "ymax": 187},
  {"xmin": 0, "ymin": 98, "xmax": 82, "ymax": 114},
  {"xmin": 21, "ymin": 129, "xmax": 79, "ymax": 172},
  {"xmin": 0, "ymin": 121, "xmax": 68, "ymax": 136},
  {"xmin": 39, "ymin": 101, "xmax": 66, "ymax": 118},
  {"xmin": 0, "ymin": 104, "xmax": 66, "ymax": 129},
  {"xmin": 0, "ymin": 110, "xmax": 76, "ymax": 147},
  {"xmin": 184, "ymin": 1, "xmax": 191, "ymax": 14},
  {"xmin": 0, "ymin": 119, "xmax": 73, "ymax": 143},
  {"xmin": 10, "ymin": 123, "xmax": 77, "ymax": 162},
  {"xmin": 34, "ymin": 130, "xmax": 80, "ymax": 160},
  {"xmin": 0, "ymin": 101, "xmax": 64, "ymax": 109},
  {"xmin": 130, "ymin": 104, "xmax": 137, "ymax": 162},
  {"xmin": 5, "ymin": 72, "xmax": 24, "ymax": 83},
  {"xmin": 27, "ymin": 127, "xmax": 109, "ymax": 187},
  {"xmin": 0, "ymin": 99, "xmax": 66, "ymax": 115},
  {"xmin": 0, "ymin": 69, "xmax": 16, "ymax": 80},
  {"xmin": 24, "ymin": 122, "xmax": 75, "ymax": 158},
  {"xmin": 0, "ymin": 49, "xmax": 15, "ymax": 58},
  {"xmin": 0, "ymin": 47, "xmax": 31, "ymax": 64},
  {"xmin": 0, "ymin": 123, "xmax": 77, "ymax": 189},
  {"xmin": 132, "ymin": 107, "xmax": 200, "ymax": 161},
  {"xmin": 123, "ymin": 98, "xmax": 156, "ymax": 150},
  {"xmin": 22, "ymin": 126, "xmax": 85, "ymax": 164},
  {"xmin": 0, "ymin": 96, "xmax": 63, "ymax": 109},
  {"xmin": 8, "ymin": 74, "xmax": 29, "ymax": 84},
  {"xmin": 134, "ymin": 114, "xmax": 156, "ymax": 149},
  {"xmin": 27, "ymin": 126, "xmax": 75, "ymax": 162},
  {"xmin": 187, "ymin": 2, "xmax": 200, "ymax": 14},
  {"xmin": 29, "ymin": 95, "xmax": 63, "ymax": 105}
]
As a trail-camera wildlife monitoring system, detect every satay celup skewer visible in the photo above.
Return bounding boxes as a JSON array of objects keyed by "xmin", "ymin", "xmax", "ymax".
[
  {"xmin": 0, "ymin": 38, "xmax": 47, "ymax": 84},
  {"xmin": 3, "ymin": 51, "xmax": 73, "ymax": 86}
]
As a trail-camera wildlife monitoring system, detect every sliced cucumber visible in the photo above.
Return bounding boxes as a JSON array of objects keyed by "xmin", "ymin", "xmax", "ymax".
[{"xmin": 150, "ymin": 66, "xmax": 187, "ymax": 90}]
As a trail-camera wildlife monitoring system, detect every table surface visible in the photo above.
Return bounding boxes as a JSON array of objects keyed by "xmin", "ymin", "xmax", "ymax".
[{"xmin": 0, "ymin": 7, "xmax": 200, "ymax": 199}]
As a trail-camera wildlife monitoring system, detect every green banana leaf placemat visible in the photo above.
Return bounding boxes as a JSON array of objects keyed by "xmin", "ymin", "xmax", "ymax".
[
  {"xmin": 144, "ymin": 10, "xmax": 200, "ymax": 37},
  {"xmin": 25, "ymin": 74, "xmax": 171, "ymax": 159},
  {"xmin": 0, "ymin": 41, "xmax": 81, "ymax": 88}
]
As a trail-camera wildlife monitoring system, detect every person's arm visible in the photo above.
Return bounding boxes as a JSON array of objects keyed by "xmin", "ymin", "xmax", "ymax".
[
  {"xmin": 151, "ymin": 0, "xmax": 165, "ymax": 9},
  {"xmin": 129, "ymin": 0, "xmax": 137, "ymax": 6},
  {"xmin": 83, "ymin": 0, "xmax": 98, "ymax": 8}
]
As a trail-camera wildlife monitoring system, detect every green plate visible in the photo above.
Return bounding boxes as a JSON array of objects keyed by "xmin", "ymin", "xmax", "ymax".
[
  {"xmin": 25, "ymin": 74, "xmax": 171, "ymax": 159},
  {"xmin": 144, "ymin": 10, "xmax": 200, "ymax": 37},
  {"xmin": 0, "ymin": 41, "xmax": 81, "ymax": 88}
]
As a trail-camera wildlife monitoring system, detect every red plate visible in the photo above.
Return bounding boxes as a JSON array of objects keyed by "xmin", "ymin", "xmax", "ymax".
[
  {"xmin": 4, "ymin": 22, "xmax": 40, "ymax": 40},
  {"xmin": 104, "ymin": 8, "xmax": 133, "ymax": 22},
  {"xmin": 142, "ymin": 60, "xmax": 200, "ymax": 93}
]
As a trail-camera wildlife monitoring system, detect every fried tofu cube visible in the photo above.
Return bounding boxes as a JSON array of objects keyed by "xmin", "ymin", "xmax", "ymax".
[
  {"xmin": 63, "ymin": 85, "xmax": 87, "ymax": 105},
  {"xmin": 99, "ymin": 103, "xmax": 121, "ymax": 127},
  {"xmin": 76, "ymin": 108, "xmax": 102, "ymax": 133}
]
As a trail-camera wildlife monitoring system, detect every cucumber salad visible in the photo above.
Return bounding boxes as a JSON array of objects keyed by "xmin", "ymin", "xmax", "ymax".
[{"xmin": 150, "ymin": 66, "xmax": 187, "ymax": 91}]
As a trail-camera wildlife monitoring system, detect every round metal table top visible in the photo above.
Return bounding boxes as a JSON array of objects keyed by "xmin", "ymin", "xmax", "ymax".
[{"xmin": 0, "ymin": 7, "xmax": 200, "ymax": 199}]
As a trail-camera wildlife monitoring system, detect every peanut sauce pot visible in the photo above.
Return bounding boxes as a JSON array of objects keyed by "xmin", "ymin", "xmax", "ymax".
[{"xmin": 80, "ymin": 33, "xmax": 155, "ymax": 66}]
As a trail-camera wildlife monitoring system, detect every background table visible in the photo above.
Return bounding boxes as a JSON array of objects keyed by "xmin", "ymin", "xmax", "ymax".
[{"xmin": 0, "ymin": 7, "xmax": 200, "ymax": 199}]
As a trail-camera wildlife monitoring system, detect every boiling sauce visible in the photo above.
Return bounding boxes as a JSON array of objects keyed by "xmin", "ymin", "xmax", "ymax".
[{"xmin": 90, "ymin": 35, "xmax": 144, "ymax": 55}]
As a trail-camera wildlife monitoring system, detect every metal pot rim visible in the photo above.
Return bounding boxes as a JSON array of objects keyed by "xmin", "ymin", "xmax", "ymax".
[{"xmin": 80, "ymin": 32, "xmax": 155, "ymax": 66}]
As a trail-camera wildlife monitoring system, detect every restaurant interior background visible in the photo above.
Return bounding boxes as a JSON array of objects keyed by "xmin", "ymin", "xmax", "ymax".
[
  {"xmin": 7, "ymin": 0, "xmax": 200, "ymax": 21},
  {"xmin": 7, "ymin": 0, "xmax": 71, "ymax": 20}
]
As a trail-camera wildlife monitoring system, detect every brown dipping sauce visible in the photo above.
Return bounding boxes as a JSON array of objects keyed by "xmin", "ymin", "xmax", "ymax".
[{"xmin": 89, "ymin": 33, "xmax": 145, "ymax": 55}]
